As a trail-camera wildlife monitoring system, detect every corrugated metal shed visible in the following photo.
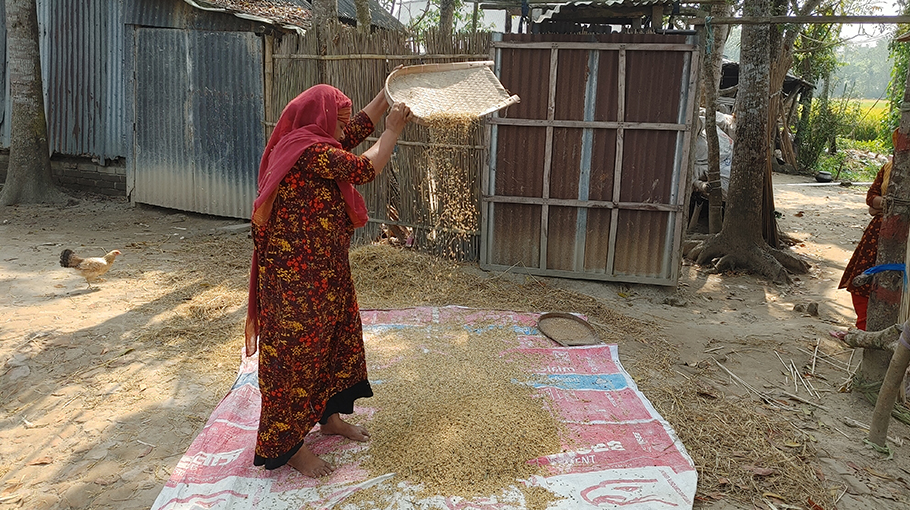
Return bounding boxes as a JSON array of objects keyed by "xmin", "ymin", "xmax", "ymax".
[
  {"xmin": 482, "ymin": 33, "xmax": 698, "ymax": 286},
  {"xmin": 0, "ymin": 0, "xmax": 128, "ymax": 159}
]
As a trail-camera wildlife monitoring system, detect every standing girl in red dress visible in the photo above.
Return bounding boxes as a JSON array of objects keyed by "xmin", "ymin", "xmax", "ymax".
[
  {"xmin": 839, "ymin": 159, "xmax": 892, "ymax": 331},
  {"xmin": 245, "ymin": 83, "xmax": 412, "ymax": 477}
]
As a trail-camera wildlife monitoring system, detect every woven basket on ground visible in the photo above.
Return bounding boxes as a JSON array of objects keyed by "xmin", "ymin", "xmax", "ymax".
[{"xmin": 384, "ymin": 61, "xmax": 520, "ymax": 125}]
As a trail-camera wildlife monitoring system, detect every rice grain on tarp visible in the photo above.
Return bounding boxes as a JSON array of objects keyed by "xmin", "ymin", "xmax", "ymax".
[{"xmin": 348, "ymin": 323, "xmax": 568, "ymax": 505}]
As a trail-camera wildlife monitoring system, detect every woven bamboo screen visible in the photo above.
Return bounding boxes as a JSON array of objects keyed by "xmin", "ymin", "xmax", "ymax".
[{"xmin": 267, "ymin": 26, "xmax": 491, "ymax": 261}]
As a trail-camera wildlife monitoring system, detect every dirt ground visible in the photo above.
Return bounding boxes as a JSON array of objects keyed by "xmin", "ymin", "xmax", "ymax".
[{"xmin": 2, "ymin": 172, "xmax": 910, "ymax": 510}]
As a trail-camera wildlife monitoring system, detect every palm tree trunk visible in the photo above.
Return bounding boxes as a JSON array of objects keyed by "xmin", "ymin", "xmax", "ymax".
[{"xmin": 0, "ymin": 0, "xmax": 65, "ymax": 205}]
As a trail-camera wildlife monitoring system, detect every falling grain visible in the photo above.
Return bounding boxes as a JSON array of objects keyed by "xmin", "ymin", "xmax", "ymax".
[{"xmin": 423, "ymin": 112, "xmax": 481, "ymax": 258}]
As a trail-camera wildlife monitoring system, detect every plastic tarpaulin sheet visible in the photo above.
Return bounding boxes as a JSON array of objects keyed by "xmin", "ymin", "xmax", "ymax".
[{"xmin": 150, "ymin": 306, "xmax": 697, "ymax": 509}]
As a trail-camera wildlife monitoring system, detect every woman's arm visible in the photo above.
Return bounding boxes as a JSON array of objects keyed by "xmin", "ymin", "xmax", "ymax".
[
  {"xmin": 361, "ymin": 89, "xmax": 390, "ymax": 127},
  {"xmin": 361, "ymin": 102, "xmax": 412, "ymax": 175}
]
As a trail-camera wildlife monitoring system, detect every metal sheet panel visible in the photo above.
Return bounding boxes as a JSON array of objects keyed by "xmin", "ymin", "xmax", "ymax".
[
  {"xmin": 494, "ymin": 124, "xmax": 546, "ymax": 198},
  {"xmin": 625, "ymin": 49, "xmax": 684, "ymax": 123},
  {"xmin": 29, "ymin": 0, "xmax": 127, "ymax": 160},
  {"xmin": 483, "ymin": 33, "xmax": 696, "ymax": 286},
  {"xmin": 190, "ymin": 30, "xmax": 263, "ymax": 218},
  {"xmin": 125, "ymin": 0, "xmax": 263, "ymax": 31},
  {"xmin": 133, "ymin": 27, "xmax": 263, "ymax": 218},
  {"xmin": 490, "ymin": 203, "xmax": 541, "ymax": 268},
  {"xmin": 134, "ymin": 29, "xmax": 194, "ymax": 212}
]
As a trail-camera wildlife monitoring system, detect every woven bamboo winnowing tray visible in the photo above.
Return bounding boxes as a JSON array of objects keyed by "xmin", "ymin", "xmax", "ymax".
[{"xmin": 384, "ymin": 61, "xmax": 520, "ymax": 125}]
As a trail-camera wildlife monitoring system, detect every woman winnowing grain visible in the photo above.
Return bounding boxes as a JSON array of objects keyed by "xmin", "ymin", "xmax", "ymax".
[{"xmin": 244, "ymin": 83, "xmax": 412, "ymax": 477}]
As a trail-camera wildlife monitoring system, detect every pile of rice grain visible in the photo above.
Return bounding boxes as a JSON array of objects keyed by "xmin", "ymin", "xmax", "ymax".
[{"xmin": 351, "ymin": 323, "xmax": 568, "ymax": 504}]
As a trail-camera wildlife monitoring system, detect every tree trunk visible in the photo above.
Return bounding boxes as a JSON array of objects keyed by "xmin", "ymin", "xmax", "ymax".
[
  {"xmin": 860, "ymin": 65, "xmax": 910, "ymax": 384},
  {"xmin": 312, "ymin": 0, "xmax": 338, "ymax": 82},
  {"xmin": 761, "ymin": 0, "xmax": 822, "ymax": 249},
  {"xmin": 0, "ymin": 0, "xmax": 66, "ymax": 206},
  {"xmin": 439, "ymin": 0, "xmax": 455, "ymax": 37},
  {"xmin": 702, "ymin": 4, "xmax": 732, "ymax": 234},
  {"xmin": 355, "ymin": 0, "xmax": 371, "ymax": 34},
  {"xmin": 686, "ymin": 0, "xmax": 809, "ymax": 284}
]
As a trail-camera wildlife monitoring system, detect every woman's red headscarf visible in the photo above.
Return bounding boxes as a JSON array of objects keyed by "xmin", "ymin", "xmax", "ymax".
[{"xmin": 245, "ymin": 84, "xmax": 369, "ymax": 356}]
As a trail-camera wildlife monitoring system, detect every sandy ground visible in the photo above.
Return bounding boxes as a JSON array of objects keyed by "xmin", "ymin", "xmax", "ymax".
[{"xmin": 2, "ymin": 172, "xmax": 910, "ymax": 509}]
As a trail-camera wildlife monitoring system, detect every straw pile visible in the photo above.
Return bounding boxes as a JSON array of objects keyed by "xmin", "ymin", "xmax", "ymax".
[
  {"xmin": 128, "ymin": 232, "xmax": 835, "ymax": 508},
  {"xmin": 629, "ymin": 345, "xmax": 835, "ymax": 509},
  {"xmin": 350, "ymin": 243, "xmax": 837, "ymax": 508},
  {"xmin": 350, "ymin": 243, "xmax": 655, "ymax": 343}
]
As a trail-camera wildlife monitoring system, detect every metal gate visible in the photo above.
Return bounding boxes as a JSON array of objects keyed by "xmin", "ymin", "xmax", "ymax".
[
  {"xmin": 481, "ymin": 33, "xmax": 699, "ymax": 286},
  {"xmin": 132, "ymin": 28, "xmax": 264, "ymax": 218}
]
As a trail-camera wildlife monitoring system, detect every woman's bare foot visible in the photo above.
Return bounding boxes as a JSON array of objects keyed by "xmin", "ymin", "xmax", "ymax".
[
  {"xmin": 287, "ymin": 445, "xmax": 334, "ymax": 478},
  {"xmin": 319, "ymin": 413, "xmax": 370, "ymax": 441}
]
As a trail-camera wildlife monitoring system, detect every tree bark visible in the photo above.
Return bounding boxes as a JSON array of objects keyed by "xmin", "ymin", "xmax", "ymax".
[
  {"xmin": 0, "ymin": 0, "xmax": 66, "ymax": 206},
  {"xmin": 868, "ymin": 340, "xmax": 910, "ymax": 448},
  {"xmin": 860, "ymin": 64, "xmax": 910, "ymax": 384},
  {"xmin": 439, "ymin": 0, "xmax": 455, "ymax": 37},
  {"xmin": 312, "ymin": 0, "xmax": 338, "ymax": 82},
  {"xmin": 355, "ymin": 0, "xmax": 371, "ymax": 34},
  {"xmin": 842, "ymin": 324, "xmax": 902, "ymax": 352}
]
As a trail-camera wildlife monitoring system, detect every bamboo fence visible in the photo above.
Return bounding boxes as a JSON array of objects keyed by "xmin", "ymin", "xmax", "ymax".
[{"xmin": 266, "ymin": 26, "xmax": 492, "ymax": 260}]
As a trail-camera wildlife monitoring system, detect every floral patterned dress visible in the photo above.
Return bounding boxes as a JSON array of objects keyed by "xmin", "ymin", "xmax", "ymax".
[
  {"xmin": 253, "ymin": 111, "xmax": 376, "ymax": 469},
  {"xmin": 839, "ymin": 162, "xmax": 889, "ymax": 297}
]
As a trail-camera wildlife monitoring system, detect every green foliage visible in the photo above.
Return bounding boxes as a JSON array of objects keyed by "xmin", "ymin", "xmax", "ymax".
[
  {"xmin": 886, "ymin": 34, "xmax": 910, "ymax": 146},
  {"xmin": 407, "ymin": 0, "xmax": 493, "ymax": 33},
  {"xmin": 796, "ymin": 97, "xmax": 859, "ymax": 172},
  {"xmin": 844, "ymin": 99, "xmax": 888, "ymax": 141},
  {"xmin": 838, "ymin": 136, "xmax": 889, "ymax": 155},
  {"xmin": 815, "ymin": 140, "xmax": 885, "ymax": 183},
  {"xmin": 885, "ymin": 3, "xmax": 910, "ymax": 146},
  {"xmin": 832, "ymin": 40, "xmax": 893, "ymax": 100},
  {"xmin": 791, "ymin": 8, "xmax": 841, "ymax": 86}
]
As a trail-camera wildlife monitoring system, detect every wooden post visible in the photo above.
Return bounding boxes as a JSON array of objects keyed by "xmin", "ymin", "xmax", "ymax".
[
  {"xmin": 651, "ymin": 5, "xmax": 663, "ymax": 29},
  {"xmin": 263, "ymin": 35, "xmax": 274, "ymax": 142},
  {"xmin": 868, "ymin": 324, "xmax": 910, "ymax": 447}
]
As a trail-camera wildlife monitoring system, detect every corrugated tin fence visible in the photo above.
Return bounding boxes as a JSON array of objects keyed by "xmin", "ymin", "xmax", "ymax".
[
  {"xmin": 482, "ymin": 33, "xmax": 698, "ymax": 285},
  {"xmin": 130, "ymin": 27, "xmax": 265, "ymax": 218}
]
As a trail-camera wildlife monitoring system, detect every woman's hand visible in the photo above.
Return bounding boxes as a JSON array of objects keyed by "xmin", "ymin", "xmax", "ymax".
[
  {"xmin": 385, "ymin": 102, "xmax": 413, "ymax": 135},
  {"xmin": 869, "ymin": 195, "xmax": 884, "ymax": 216}
]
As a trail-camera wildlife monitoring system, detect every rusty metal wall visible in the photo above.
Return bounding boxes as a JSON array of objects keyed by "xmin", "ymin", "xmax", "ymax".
[
  {"xmin": 482, "ymin": 32, "xmax": 698, "ymax": 286},
  {"xmin": 131, "ymin": 27, "xmax": 264, "ymax": 218}
]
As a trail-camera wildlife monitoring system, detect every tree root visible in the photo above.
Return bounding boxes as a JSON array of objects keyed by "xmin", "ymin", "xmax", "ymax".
[
  {"xmin": 768, "ymin": 247, "xmax": 810, "ymax": 274},
  {"xmin": 842, "ymin": 324, "xmax": 903, "ymax": 353},
  {"xmin": 687, "ymin": 234, "xmax": 799, "ymax": 284}
]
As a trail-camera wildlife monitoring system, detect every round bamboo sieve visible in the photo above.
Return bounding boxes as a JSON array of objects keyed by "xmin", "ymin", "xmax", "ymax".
[
  {"xmin": 537, "ymin": 312, "xmax": 601, "ymax": 346},
  {"xmin": 384, "ymin": 61, "xmax": 520, "ymax": 125}
]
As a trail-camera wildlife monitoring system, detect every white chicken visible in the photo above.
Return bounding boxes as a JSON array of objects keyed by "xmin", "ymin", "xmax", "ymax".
[{"xmin": 59, "ymin": 249, "xmax": 121, "ymax": 288}]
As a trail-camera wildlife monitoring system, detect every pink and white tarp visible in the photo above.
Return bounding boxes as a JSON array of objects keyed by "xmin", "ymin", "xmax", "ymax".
[{"xmin": 151, "ymin": 306, "xmax": 697, "ymax": 509}]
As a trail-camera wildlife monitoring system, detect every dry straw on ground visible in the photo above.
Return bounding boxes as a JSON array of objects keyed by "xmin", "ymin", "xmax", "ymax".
[
  {"xmin": 630, "ymin": 345, "xmax": 835, "ymax": 509},
  {"xmin": 149, "ymin": 234, "xmax": 833, "ymax": 508},
  {"xmin": 353, "ymin": 243, "xmax": 835, "ymax": 508}
]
